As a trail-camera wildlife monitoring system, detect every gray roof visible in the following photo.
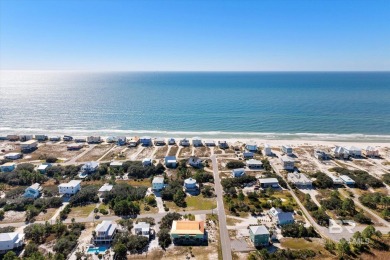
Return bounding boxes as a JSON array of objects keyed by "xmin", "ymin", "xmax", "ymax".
[
  {"xmin": 259, "ymin": 178, "xmax": 278, "ymax": 184},
  {"xmin": 277, "ymin": 212, "xmax": 294, "ymax": 223},
  {"xmin": 249, "ymin": 225, "xmax": 269, "ymax": 235},
  {"xmin": 152, "ymin": 176, "xmax": 164, "ymax": 184},
  {"xmin": 0, "ymin": 232, "xmax": 19, "ymax": 242}
]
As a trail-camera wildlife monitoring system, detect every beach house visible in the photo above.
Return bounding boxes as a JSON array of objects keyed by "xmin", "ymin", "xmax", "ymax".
[
  {"xmin": 74, "ymin": 136, "xmax": 87, "ymax": 142},
  {"xmin": 37, "ymin": 163, "xmax": 51, "ymax": 174},
  {"xmin": 152, "ymin": 176, "xmax": 165, "ymax": 191},
  {"xmin": 140, "ymin": 136, "xmax": 152, "ymax": 146},
  {"xmin": 0, "ymin": 162, "xmax": 16, "ymax": 172},
  {"xmin": 232, "ymin": 168, "xmax": 245, "ymax": 178},
  {"xmin": 67, "ymin": 143, "xmax": 83, "ymax": 150},
  {"xmin": 365, "ymin": 146, "xmax": 379, "ymax": 157},
  {"xmin": 281, "ymin": 145, "xmax": 293, "ymax": 156},
  {"xmin": 287, "ymin": 171, "xmax": 312, "ymax": 188},
  {"xmin": 19, "ymin": 135, "xmax": 33, "ymax": 141},
  {"xmin": 281, "ymin": 156, "xmax": 295, "ymax": 170},
  {"xmin": 106, "ymin": 136, "xmax": 117, "ymax": 143},
  {"xmin": 188, "ymin": 156, "xmax": 202, "ymax": 168},
  {"xmin": 314, "ymin": 150, "xmax": 328, "ymax": 160},
  {"xmin": 184, "ymin": 177, "xmax": 199, "ymax": 193},
  {"xmin": 345, "ymin": 146, "xmax": 362, "ymax": 158},
  {"xmin": 243, "ymin": 151, "xmax": 254, "ymax": 159},
  {"xmin": 6, "ymin": 135, "xmax": 19, "ymax": 141},
  {"xmin": 329, "ymin": 175, "xmax": 344, "ymax": 185},
  {"xmin": 192, "ymin": 137, "xmax": 203, "ymax": 147},
  {"xmin": 98, "ymin": 183, "xmax": 113, "ymax": 195},
  {"xmin": 249, "ymin": 225, "xmax": 270, "ymax": 247},
  {"xmin": 204, "ymin": 140, "xmax": 215, "ymax": 146},
  {"xmin": 154, "ymin": 138, "xmax": 166, "ymax": 146},
  {"xmin": 20, "ymin": 140, "xmax": 38, "ymax": 152},
  {"xmin": 168, "ymin": 138, "xmax": 176, "ymax": 145},
  {"xmin": 49, "ymin": 136, "xmax": 61, "ymax": 142},
  {"xmin": 87, "ymin": 136, "xmax": 101, "ymax": 144},
  {"xmin": 264, "ymin": 144, "xmax": 272, "ymax": 156},
  {"xmin": 269, "ymin": 207, "xmax": 294, "ymax": 226},
  {"xmin": 4, "ymin": 152, "xmax": 22, "ymax": 160},
  {"xmin": 35, "ymin": 135, "xmax": 48, "ymax": 141},
  {"xmin": 245, "ymin": 143, "xmax": 258, "ymax": 152},
  {"xmin": 170, "ymin": 220, "xmax": 205, "ymax": 244},
  {"xmin": 128, "ymin": 136, "xmax": 140, "ymax": 147},
  {"xmin": 134, "ymin": 222, "xmax": 150, "ymax": 239},
  {"xmin": 179, "ymin": 138, "xmax": 190, "ymax": 147},
  {"xmin": 246, "ymin": 159, "xmax": 262, "ymax": 169},
  {"xmin": 165, "ymin": 156, "xmax": 177, "ymax": 168},
  {"xmin": 81, "ymin": 161, "xmax": 99, "ymax": 173},
  {"xmin": 0, "ymin": 232, "xmax": 24, "ymax": 254},
  {"xmin": 142, "ymin": 158, "xmax": 152, "ymax": 167},
  {"xmin": 259, "ymin": 178, "xmax": 279, "ymax": 188},
  {"xmin": 63, "ymin": 135, "xmax": 73, "ymax": 141},
  {"xmin": 23, "ymin": 183, "xmax": 41, "ymax": 199},
  {"xmin": 117, "ymin": 136, "xmax": 127, "ymax": 146},
  {"xmin": 109, "ymin": 161, "xmax": 123, "ymax": 168},
  {"xmin": 218, "ymin": 140, "xmax": 229, "ymax": 149},
  {"xmin": 58, "ymin": 180, "xmax": 81, "ymax": 196},
  {"xmin": 340, "ymin": 175, "xmax": 355, "ymax": 186},
  {"xmin": 332, "ymin": 146, "xmax": 349, "ymax": 159},
  {"xmin": 94, "ymin": 221, "xmax": 117, "ymax": 244}
]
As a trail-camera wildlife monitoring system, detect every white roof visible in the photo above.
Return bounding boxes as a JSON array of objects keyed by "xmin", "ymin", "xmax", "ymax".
[
  {"xmin": 59, "ymin": 180, "xmax": 81, "ymax": 187},
  {"xmin": 1, "ymin": 162, "xmax": 16, "ymax": 167},
  {"xmin": 98, "ymin": 183, "xmax": 113, "ymax": 192},
  {"xmin": 110, "ymin": 161, "xmax": 123, "ymax": 166},
  {"xmin": 249, "ymin": 225, "xmax": 269, "ymax": 235},
  {"xmin": 29, "ymin": 183, "xmax": 41, "ymax": 190},
  {"xmin": 21, "ymin": 140, "xmax": 37, "ymax": 145},
  {"xmin": 0, "ymin": 232, "xmax": 20, "ymax": 242},
  {"xmin": 38, "ymin": 164, "xmax": 49, "ymax": 170},
  {"xmin": 95, "ymin": 221, "xmax": 117, "ymax": 235},
  {"xmin": 5, "ymin": 152, "xmax": 21, "ymax": 157},
  {"xmin": 135, "ymin": 222, "xmax": 150, "ymax": 230},
  {"xmin": 142, "ymin": 158, "xmax": 152, "ymax": 162},
  {"xmin": 264, "ymin": 144, "xmax": 271, "ymax": 148},
  {"xmin": 152, "ymin": 176, "xmax": 164, "ymax": 184},
  {"xmin": 259, "ymin": 178, "xmax": 279, "ymax": 184},
  {"xmin": 340, "ymin": 175, "xmax": 355, "ymax": 183},
  {"xmin": 281, "ymin": 156, "xmax": 294, "ymax": 163},
  {"xmin": 247, "ymin": 159, "xmax": 262, "ymax": 165}
]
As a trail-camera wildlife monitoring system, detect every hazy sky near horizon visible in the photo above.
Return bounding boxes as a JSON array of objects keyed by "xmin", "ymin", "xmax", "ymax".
[{"xmin": 1, "ymin": 0, "xmax": 389, "ymax": 71}]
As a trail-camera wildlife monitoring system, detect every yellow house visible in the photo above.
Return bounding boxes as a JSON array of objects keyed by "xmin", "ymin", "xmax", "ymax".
[{"xmin": 170, "ymin": 220, "xmax": 205, "ymax": 244}]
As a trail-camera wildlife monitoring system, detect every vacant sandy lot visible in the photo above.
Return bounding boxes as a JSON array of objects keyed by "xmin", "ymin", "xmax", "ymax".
[
  {"xmin": 135, "ymin": 146, "xmax": 154, "ymax": 160},
  {"xmin": 76, "ymin": 144, "xmax": 114, "ymax": 162}
]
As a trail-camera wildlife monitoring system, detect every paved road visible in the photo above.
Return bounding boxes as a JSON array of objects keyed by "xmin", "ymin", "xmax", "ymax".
[{"xmin": 211, "ymin": 155, "xmax": 232, "ymax": 260}]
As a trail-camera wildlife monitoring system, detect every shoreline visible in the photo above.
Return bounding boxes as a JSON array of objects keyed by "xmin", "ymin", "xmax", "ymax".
[{"xmin": 1, "ymin": 128, "xmax": 390, "ymax": 143}]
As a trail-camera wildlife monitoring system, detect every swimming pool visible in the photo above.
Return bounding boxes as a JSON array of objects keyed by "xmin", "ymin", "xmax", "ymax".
[{"xmin": 87, "ymin": 246, "xmax": 108, "ymax": 254}]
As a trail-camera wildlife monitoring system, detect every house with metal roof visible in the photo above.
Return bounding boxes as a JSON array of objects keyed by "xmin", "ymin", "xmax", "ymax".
[
  {"xmin": 142, "ymin": 158, "xmax": 152, "ymax": 167},
  {"xmin": 0, "ymin": 232, "xmax": 24, "ymax": 253},
  {"xmin": 165, "ymin": 156, "xmax": 177, "ymax": 168},
  {"xmin": 246, "ymin": 159, "xmax": 262, "ymax": 169},
  {"xmin": 340, "ymin": 175, "xmax": 356, "ymax": 185},
  {"xmin": 264, "ymin": 144, "xmax": 272, "ymax": 156},
  {"xmin": 24, "ymin": 183, "xmax": 41, "ymax": 199},
  {"xmin": 170, "ymin": 220, "xmax": 205, "ymax": 244},
  {"xmin": 281, "ymin": 156, "xmax": 295, "ymax": 170},
  {"xmin": 287, "ymin": 171, "xmax": 312, "ymax": 187},
  {"xmin": 94, "ymin": 221, "xmax": 117, "ymax": 244},
  {"xmin": 268, "ymin": 207, "xmax": 294, "ymax": 226},
  {"xmin": 232, "ymin": 168, "xmax": 245, "ymax": 178},
  {"xmin": 98, "ymin": 183, "xmax": 113, "ymax": 195},
  {"xmin": 249, "ymin": 225, "xmax": 270, "ymax": 247},
  {"xmin": 134, "ymin": 222, "xmax": 150, "ymax": 239},
  {"xmin": 192, "ymin": 137, "xmax": 203, "ymax": 147},
  {"xmin": 140, "ymin": 136, "xmax": 152, "ymax": 146},
  {"xmin": 152, "ymin": 176, "xmax": 165, "ymax": 191},
  {"xmin": 188, "ymin": 156, "xmax": 202, "ymax": 168},
  {"xmin": 245, "ymin": 143, "xmax": 258, "ymax": 152},
  {"xmin": 258, "ymin": 178, "xmax": 279, "ymax": 188},
  {"xmin": 0, "ymin": 162, "xmax": 16, "ymax": 172},
  {"xmin": 58, "ymin": 180, "xmax": 81, "ymax": 196},
  {"xmin": 281, "ymin": 145, "xmax": 293, "ymax": 156}
]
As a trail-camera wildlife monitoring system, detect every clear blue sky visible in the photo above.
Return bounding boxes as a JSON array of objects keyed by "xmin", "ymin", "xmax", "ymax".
[{"xmin": 1, "ymin": 0, "xmax": 389, "ymax": 71}]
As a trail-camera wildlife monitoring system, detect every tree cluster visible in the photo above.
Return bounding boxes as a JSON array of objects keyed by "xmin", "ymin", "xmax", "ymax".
[{"xmin": 330, "ymin": 167, "xmax": 384, "ymax": 189}]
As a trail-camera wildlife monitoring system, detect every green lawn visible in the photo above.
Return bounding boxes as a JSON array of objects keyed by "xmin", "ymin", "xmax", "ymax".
[
  {"xmin": 68, "ymin": 204, "xmax": 96, "ymax": 218},
  {"xmin": 165, "ymin": 195, "xmax": 217, "ymax": 211}
]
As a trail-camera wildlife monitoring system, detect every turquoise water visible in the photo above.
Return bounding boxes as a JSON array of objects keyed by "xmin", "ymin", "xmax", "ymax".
[
  {"xmin": 1, "ymin": 71, "xmax": 390, "ymax": 141},
  {"xmin": 87, "ymin": 246, "xmax": 107, "ymax": 254}
]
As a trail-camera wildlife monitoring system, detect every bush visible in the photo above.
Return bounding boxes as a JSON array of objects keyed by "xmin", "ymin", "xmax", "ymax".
[
  {"xmin": 99, "ymin": 208, "xmax": 109, "ymax": 215},
  {"xmin": 281, "ymin": 223, "xmax": 319, "ymax": 238},
  {"xmin": 46, "ymin": 156, "xmax": 58, "ymax": 163},
  {"xmin": 226, "ymin": 161, "xmax": 245, "ymax": 169},
  {"xmin": 157, "ymin": 228, "xmax": 171, "ymax": 249},
  {"xmin": 69, "ymin": 186, "xmax": 99, "ymax": 206}
]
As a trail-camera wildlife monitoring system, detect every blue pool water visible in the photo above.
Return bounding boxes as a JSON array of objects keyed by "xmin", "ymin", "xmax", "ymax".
[{"xmin": 87, "ymin": 246, "xmax": 108, "ymax": 254}]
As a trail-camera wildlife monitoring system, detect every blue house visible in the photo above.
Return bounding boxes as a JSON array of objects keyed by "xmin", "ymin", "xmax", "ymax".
[
  {"xmin": 0, "ymin": 162, "xmax": 16, "ymax": 172},
  {"xmin": 140, "ymin": 136, "xmax": 152, "ymax": 146},
  {"xmin": 245, "ymin": 143, "xmax": 258, "ymax": 152},
  {"xmin": 117, "ymin": 136, "xmax": 127, "ymax": 146},
  {"xmin": 243, "ymin": 151, "xmax": 254, "ymax": 159},
  {"xmin": 269, "ymin": 207, "xmax": 294, "ymax": 226},
  {"xmin": 24, "ymin": 183, "xmax": 41, "ymax": 199},
  {"xmin": 232, "ymin": 168, "xmax": 245, "ymax": 178},
  {"xmin": 165, "ymin": 156, "xmax": 177, "ymax": 168}
]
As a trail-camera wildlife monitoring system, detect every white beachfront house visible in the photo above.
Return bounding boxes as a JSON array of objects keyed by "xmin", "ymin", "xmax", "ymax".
[
  {"xmin": 333, "ymin": 146, "xmax": 349, "ymax": 159},
  {"xmin": 142, "ymin": 158, "xmax": 152, "ymax": 167},
  {"xmin": 264, "ymin": 144, "xmax": 272, "ymax": 156},
  {"xmin": 23, "ymin": 183, "xmax": 41, "ymax": 199},
  {"xmin": 281, "ymin": 145, "xmax": 293, "ymax": 156},
  {"xmin": 0, "ymin": 232, "xmax": 24, "ymax": 253},
  {"xmin": 188, "ymin": 156, "xmax": 202, "ymax": 168},
  {"xmin": 232, "ymin": 168, "xmax": 245, "ymax": 178},
  {"xmin": 20, "ymin": 140, "xmax": 38, "ymax": 152},
  {"xmin": 152, "ymin": 176, "xmax": 165, "ymax": 191},
  {"xmin": 0, "ymin": 162, "xmax": 16, "ymax": 172},
  {"xmin": 365, "ymin": 146, "xmax": 379, "ymax": 157},
  {"xmin": 94, "ymin": 221, "xmax": 117, "ymax": 244},
  {"xmin": 246, "ymin": 159, "xmax": 262, "ymax": 169},
  {"xmin": 58, "ymin": 180, "xmax": 82, "ymax": 196},
  {"xmin": 340, "ymin": 175, "xmax": 356, "ymax": 186},
  {"xmin": 287, "ymin": 171, "xmax": 312, "ymax": 187},
  {"xmin": 281, "ymin": 156, "xmax": 295, "ymax": 170},
  {"xmin": 98, "ymin": 183, "xmax": 113, "ymax": 195},
  {"xmin": 329, "ymin": 175, "xmax": 344, "ymax": 185},
  {"xmin": 81, "ymin": 161, "xmax": 99, "ymax": 173},
  {"xmin": 4, "ymin": 153, "xmax": 22, "ymax": 160},
  {"xmin": 179, "ymin": 138, "xmax": 190, "ymax": 146},
  {"xmin": 134, "ymin": 222, "xmax": 150, "ymax": 239},
  {"xmin": 345, "ymin": 146, "xmax": 362, "ymax": 158},
  {"xmin": 192, "ymin": 137, "xmax": 203, "ymax": 147}
]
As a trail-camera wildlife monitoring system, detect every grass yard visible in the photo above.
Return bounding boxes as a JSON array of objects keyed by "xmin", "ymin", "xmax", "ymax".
[
  {"xmin": 67, "ymin": 204, "xmax": 96, "ymax": 218},
  {"xmin": 140, "ymin": 203, "xmax": 159, "ymax": 214},
  {"xmin": 280, "ymin": 238, "xmax": 328, "ymax": 253},
  {"xmin": 226, "ymin": 217, "xmax": 242, "ymax": 226},
  {"xmin": 167, "ymin": 146, "xmax": 179, "ymax": 157},
  {"xmin": 118, "ymin": 178, "xmax": 152, "ymax": 187},
  {"xmin": 35, "ymin": 208, "xmax": 57, "ymax": 221},
  {"xmin": 165, "ymin": 195, "xmax": 217, "ymax": 211}
]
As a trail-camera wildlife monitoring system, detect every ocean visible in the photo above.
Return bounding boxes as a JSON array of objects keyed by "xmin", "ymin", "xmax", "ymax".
[{"xmin": 1, "ymin": 71, "xmax": 390, "ymax": 141}]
